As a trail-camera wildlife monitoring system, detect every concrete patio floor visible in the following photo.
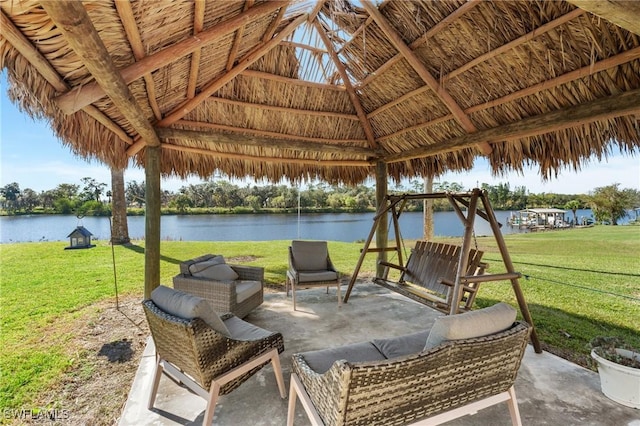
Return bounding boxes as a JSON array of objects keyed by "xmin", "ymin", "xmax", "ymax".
[{"xmin": 119, "ymin": 282, "xmax": 640, "ymax": 426}]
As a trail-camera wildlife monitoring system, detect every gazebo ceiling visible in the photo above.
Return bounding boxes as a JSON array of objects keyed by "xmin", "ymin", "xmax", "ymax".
[{"xmin": 1, "ymin": 0, "xmax": 639, "ymax": 185}]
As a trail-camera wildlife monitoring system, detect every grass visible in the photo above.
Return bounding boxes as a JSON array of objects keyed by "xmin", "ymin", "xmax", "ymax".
[{"xmin": 1, "ymin": 226, "xmax": 639, "ymax": 410}]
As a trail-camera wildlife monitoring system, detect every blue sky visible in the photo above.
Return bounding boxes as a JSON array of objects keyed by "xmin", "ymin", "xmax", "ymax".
[{"xmin": 1, "ymin": 73, "xmax": 639, "ymax": 195}]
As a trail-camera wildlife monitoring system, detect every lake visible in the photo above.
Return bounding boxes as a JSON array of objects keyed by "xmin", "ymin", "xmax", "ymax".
[{"xmin": 0, "ymin": 209, "xmax": 606, "ymax": 244}]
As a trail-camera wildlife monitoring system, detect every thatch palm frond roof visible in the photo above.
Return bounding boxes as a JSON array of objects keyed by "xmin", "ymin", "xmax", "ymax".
[{"xmin": 1, "ymin": 0, "xmax": 639, "ymax": 185}]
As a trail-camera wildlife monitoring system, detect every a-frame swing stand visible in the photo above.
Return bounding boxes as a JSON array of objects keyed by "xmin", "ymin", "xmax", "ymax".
[{"xmin": 344, "ymin": 188, "xmax": 542, "ymax": 353}]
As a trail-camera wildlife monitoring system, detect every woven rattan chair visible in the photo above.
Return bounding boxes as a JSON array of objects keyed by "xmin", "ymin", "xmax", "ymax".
[
  {"xmin": 173, "ymin": 254, "xmax": 264, "ymax": 318},
  {"xmin": 287, "ymin": 240, "xmax": 341, "ymax": 310},
  {"xmin": 288, "ymin": 318, "xmax": 531, "ymax": 426},
  {"xmin": 143, "ymin": 299, "xmax": 286, "ymax": 426}
]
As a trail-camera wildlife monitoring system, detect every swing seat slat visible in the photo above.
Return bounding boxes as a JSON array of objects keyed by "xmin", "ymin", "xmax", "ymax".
[{"xmin": 375, "ymin": 241, "xmax": 487, "ymax": 313}]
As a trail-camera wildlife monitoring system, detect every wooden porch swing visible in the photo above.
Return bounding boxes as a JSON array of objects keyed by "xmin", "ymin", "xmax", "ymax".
[{"xmin": 343, "ymin": 188, "xmax": 542, "ymax": 353}]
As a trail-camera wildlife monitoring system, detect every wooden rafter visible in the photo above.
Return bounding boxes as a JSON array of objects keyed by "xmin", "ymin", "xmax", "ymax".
[
  {"xmin": 226, "ymin": 0, "xmax": 254, "ymax": 71},
  {"xmin": 241, "ymin": 69, "xmax": 345, "ymax": 91},
  {"xmin": 362, "ymin": 0, "xmax": 492, "ymax": 156},
  {"xmin": 162, "ymin": 143, "xmax": 372, "ymax": 167},
  {"xmin": 568, "ymin": 0, "xmax": 640, "ymax": 36},
  {"xmin": 54, "ymin": 1, "xmax": 287, "ymax": 114},
  {"xmin": 187, "ymin": 0, "xmax": 206, "ymax": 98},
  {"xmin": 114, "ymin": 0, "xmax": 162, "ymax": 120},
  {"xmin": 376, "ymin": 45, "xmax": 640, "ymax": 144},
  {"xmin": 314, "ymin": 20, "xmax": 378, "ymax": 149},
  {"xmin": 308, "ymin": 0, "xmax": 326, "ymax": 23},
  {"xmin": 208, "ymin": 96, "xmax": 359, "ymax": 120},
  {"xmin": 126, "ymin": 13, "xmax": 309, "ymax": 156},
  {"xmin": 385, "ymin": 88, "xmax": 640, "ymax": 163},
  {"xmin": 42, "ymin": 1, "xmax": 161, "ymax": 148},
  {"xmin": 281, "ymin": 40, "xmax": 327, "ymax": 54},
  {"xmin": 262, "ymin": 3, "xmax": 288, "ymax": 42},
  {"xmin": 0, "ymin": 10, "xmax": 132, "ymax": 145},
  {"xmin": 156, "ymin": 127, "xmax": 374, "ymax": 157},
  {"xmin": 175, "ymin": 120, "xmax": 367, "ymax": 146},
  {"xmin": 368, "ymin": 8, "xmax": 586, "ymax": 120},
  {"xmin": 359, "ymin": 0, "xmax": 481, "ymax": 87}
]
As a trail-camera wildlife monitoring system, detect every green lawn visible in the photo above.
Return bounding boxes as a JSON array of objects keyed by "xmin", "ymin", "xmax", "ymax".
[{"xmin": 1, "ymin": 225, "xmax": 639, "ymax": 410}]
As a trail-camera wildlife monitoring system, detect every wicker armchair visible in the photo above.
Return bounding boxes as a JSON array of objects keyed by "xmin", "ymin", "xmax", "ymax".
[
  {"xmin": 288, "ymin": 305, "xmax": 531, "ymax": 426},
  {"xmin": 173, "ymin": 254, "xmax": 264, "ymax": 318},
  {"xmin": 143, "ymin": 298, "xmax": 286, "ymax": 426}
]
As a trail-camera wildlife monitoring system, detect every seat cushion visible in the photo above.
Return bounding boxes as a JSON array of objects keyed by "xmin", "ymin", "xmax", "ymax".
[
  {"xmin": 372, "ymin": 330, "xmax": 431, "ymax": 359},
  {"xmin": 235, "ymin": 280, "xmax": 262, "ymax": 303},
  {"xmin": 151, "ymin": 285, "xmax": 230, "ymax": 337},
  {"xmin": 291, "ymin": 240, "xmax": 329, "ymax": 271},
  {"xmin": 299, "ymin": 342, "xmax": 386, "ymax": 375},
  {"xmin": 424, "ymin": 302, "xmax": 516, "ymax": 350},
  {"xmin": 298, "ymin": 270, "xmax": 338, "ymax": 283},
  {"xmin": 223, "ymin": 316, "xmax": 274, "ymax": 341}
]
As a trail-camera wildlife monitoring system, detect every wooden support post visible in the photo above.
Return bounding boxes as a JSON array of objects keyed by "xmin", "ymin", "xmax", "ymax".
[
  {"xmin": 449, "ymin": 189, "xmax": 479, "ymax": 315},
  {"xmin": 480, "ymin": 191, "xmax": 542, "ymax": 353},
  {"xmin": 375, "ymin": 161, "xmax": 388, "ymax": 278},
  {"xmin": 144, "ymin": 146, "xmax": 161, "ymax": 299}
]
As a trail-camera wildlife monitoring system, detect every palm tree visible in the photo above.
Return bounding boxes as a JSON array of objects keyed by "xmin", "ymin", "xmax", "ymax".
[
  {"xmin": 564, "ymin": 200, "xmax": 580, "ymax": 226},
  {"xmin": 110, "ymin": 168, "xmax": 130, "ymax": 245}
]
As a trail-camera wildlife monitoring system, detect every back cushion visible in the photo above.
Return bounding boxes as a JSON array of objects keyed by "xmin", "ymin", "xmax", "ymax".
[
  {"xmin": 424, "ymin": 302, "xmax": 516, "ymax": 350},
  {"xmin": 291, "ymin": 240, "xmax": 328, "ymax": 270},
  {"xmin": 189, "ymin": 256, "xmax": 226, "ymax": 274},
  {"xmin": 151, "ymin": 285, "xmax": 230, "ymax": 336}
]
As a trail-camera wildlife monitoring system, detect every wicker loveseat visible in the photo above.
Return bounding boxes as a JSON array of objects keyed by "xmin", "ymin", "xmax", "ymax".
[
  {"xmin": 173, "ymin": 254, "xmax": 264, "ymax": 318},
  {"xmin": 288, "ymin": 303, "xmax": 531, "ymax": 426}
]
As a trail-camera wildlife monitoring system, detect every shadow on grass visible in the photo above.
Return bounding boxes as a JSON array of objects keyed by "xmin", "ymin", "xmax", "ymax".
[
  {"xmin": 122, "ymin": 243, "xmax": 182, "ymax": 265},
  {"xmin": 98, "ymin": 339, "xmax": 133, "ymax": 363},
  {"xmin": 476, "ymin": 296, "xmax": 640, "ymax": 369}
]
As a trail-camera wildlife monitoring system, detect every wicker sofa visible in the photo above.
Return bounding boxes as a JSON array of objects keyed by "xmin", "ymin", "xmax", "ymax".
[
  {"xmin": 173, "ymin": 254, "xmax": 264, "ymax": 318},
  {"xmin": 288, "ymin": 303, "xmax": 531, "ymax": 426}
]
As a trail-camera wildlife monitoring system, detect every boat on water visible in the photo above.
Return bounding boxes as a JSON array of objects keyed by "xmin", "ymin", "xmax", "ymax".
[{"xmin": 508, "ymin": 208, "xmax": 569, "ymax": 230}]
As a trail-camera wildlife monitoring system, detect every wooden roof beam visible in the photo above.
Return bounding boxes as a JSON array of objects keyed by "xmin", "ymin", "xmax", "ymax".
[
  {"xmin": 187, "ymin": 0, "xmax": 206, "ymax": 98},
  {"xmin": 567, "ymin": 0, "xmax": 640, "ymax": 36},
  {"xmin": 176, "ymin": 119, "xmax": 367, "ymax": 146},
  {"xmin": 114, "ymin": 0, "xmax": 162, "ymax": 120},
  {"xmin": 162, "ymin": 144, "xmax": 372, "ymax": 167},
  {"xmin": 314, "ymin": 21, "xmax": 379, "ymax": 150},
  {"xmin": 226, "ymin": 0, "xmax": 254, "ymax": 71},
  {"xmin": 361, "ymin": 0, "xmax": 492, "ymax": 156},
  {"xmin": 208, "ymin": 96, "xmax": 359, "ymax": 120},
  {"xmin": 54, "ymin": 0, "xmax": 287, "ymax": 114},
  {"xmin": 156, "ymin": 127, "xmax": 374, "ymax": 157},
  {"xmin": 42, "ymin": 1, "xmax": 160, "ymax": 148},
  {"xmin": 126, "ymin": 13, "xmax": 308, "ymax": 156},
  {"xmin": 385, "ymin": 88, "xmax": 640, "ymax": 163},
  {"xmin": 241, "ymin": 69, "xmax": 345, "ymax": 91},
  {"xmin": 0, "ymin": 10, "xmax": 132, "ymax": 145},
  {"xmin": 375, "ymin": 46, "xmax": 640, "ymax": 142},
  {"xmin": 359, "ymin": 0, "xmax": 480, "ymax": 87}
]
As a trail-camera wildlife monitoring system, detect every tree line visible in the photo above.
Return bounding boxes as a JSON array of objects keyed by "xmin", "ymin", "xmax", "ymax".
[{"xmin": 1, "ymin": 179, "xmax": 638, "ymax": 225}]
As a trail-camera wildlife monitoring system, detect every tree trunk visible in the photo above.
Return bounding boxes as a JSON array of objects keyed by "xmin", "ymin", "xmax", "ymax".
[
  {"xmin": 110, "ymin": 168, "xmax": 130, "ymax": 245},
  {"xmin": 423, "ymin": 176, "xmax": 434, "ymax": 240}
]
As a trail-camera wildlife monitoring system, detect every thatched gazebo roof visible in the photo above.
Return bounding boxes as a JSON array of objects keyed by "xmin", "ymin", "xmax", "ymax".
[{"xmin": 2, "ymin": 0, "xmax": 639, "ymax": 186}]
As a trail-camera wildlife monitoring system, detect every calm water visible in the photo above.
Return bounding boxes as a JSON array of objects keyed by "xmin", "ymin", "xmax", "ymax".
[{"xmin": 0, "ymin": 209, "xmax": 605, "ymax": 244}]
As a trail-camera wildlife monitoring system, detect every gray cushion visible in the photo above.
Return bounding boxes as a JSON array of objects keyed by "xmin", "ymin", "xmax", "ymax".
[
  {"xmin": 291, "ymin": 240, "xmax": 329, "ymax": 271},
  {"xmin": 188, "ymin": 256, "xmax": 225, "ymax": 274},
  {"xmin": 192, "ymin": 262, "xmax": 240, "ymax": 281},
  {"xmin": 223, "ymin": 316, "xmax": 273, "ymax": 341},
  {"xmin": 151, "ymin": 285, "xmax": 230, "ymax": 336},
  {"xmin": 372, "ymin": 330, "xmax": 431, "ymax": 359},
  {"xmin": 235, "ymin": 280, "xmax": 262, "ymax": 303},
  {"xmin": 424, "ymin": 302, "xmax": 516, "ymax": 350},
  {"xmin": 298, "ymin": 271, "xmax": 338, "ymax": 283},
  {"xmin": 300, "ymin": 342, "xmax": 386, "ymax": 375}
]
